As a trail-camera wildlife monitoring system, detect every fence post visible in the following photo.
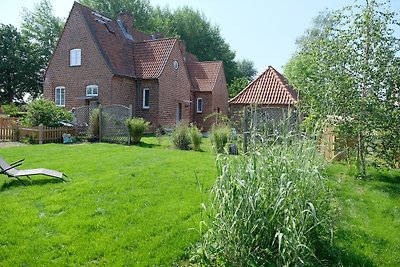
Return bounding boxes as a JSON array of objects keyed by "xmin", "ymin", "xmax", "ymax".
[
  {"xmin": 243, "ymin": 107, "xmax": 249, "ymax": 154},
  {"xmin": 14, "ymin": 124, "xmax": 19, "ymax": 141},
  {"xmin": 38, "ymin": 124, "xmax": 44, "ymax": 144}
]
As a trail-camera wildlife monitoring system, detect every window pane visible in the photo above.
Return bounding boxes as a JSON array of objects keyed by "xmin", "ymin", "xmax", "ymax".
[
  {"xmin": 70, "ymin": 49, "xmax": 81, "ymax": 66},
  {"xmin": 55, "ymin": 87, "xmax": 65, "ymax": 106},
  {"xmin": 143, "ymin": 89, "xmax": 149, "ymax": 108},
  {"xmin": 197, "ymin": 98, "xmax": 202, "ymax": 112}
]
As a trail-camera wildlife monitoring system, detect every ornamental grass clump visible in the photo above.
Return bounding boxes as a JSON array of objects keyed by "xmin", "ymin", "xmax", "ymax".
[
  {"xmin": 171, "ymin": 123, "xmax": 191, "ymax": 150},
  {"xmin": 125, "ymin": 117, "xmax": 150, "ymax": 144},
  {"xmin": 195, "ymin": 124, "xmax": 334, "ymax": 266},
  {"xmin": 189, "ymin": 124, "xmax": 203, "ymax": 151},
  {"xmin": 210, "ymin": 124, "xmax": 231, "ymax": 154},
  {"xmin": 88, "ymin": 108, "xmax": 100, "ymax": 139}
]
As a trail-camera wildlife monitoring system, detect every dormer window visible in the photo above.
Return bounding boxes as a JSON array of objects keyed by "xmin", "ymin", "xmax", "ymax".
[
  {"xmin": 70, "ymin": 49, "xmax": 81, "ymax": 66},
  {"xmin": 86, "ymin": 85, "xmax": 98, "ymax": 97}
]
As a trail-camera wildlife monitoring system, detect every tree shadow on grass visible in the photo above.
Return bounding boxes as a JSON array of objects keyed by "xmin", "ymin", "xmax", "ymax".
[
  {"xmin": 319, "ymin": 228, "xmax": 377, "ymax": 267},
  {"xmin": 136, "ymin": 142, "xmax": 159, "ymax": 148},
  {"xmin": 0, "ymin": 177, "xmax": 64, "ymax": 191},
  {"xmin": 369, "ymin": 172, "xmax": 400, "ymax": 199}
]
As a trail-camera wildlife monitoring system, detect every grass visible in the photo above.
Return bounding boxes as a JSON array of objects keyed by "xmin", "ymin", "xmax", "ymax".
[
  {"xmin": 0, "ymin": 137, "xmax": 216, "ymax": 266},
  {"xmin": 327, "ymin": 163, "xmax": 400, "ymax": 266},
  {"xmin": 1, "ymin": 135, "xmax": 399, "ymax": 266}
]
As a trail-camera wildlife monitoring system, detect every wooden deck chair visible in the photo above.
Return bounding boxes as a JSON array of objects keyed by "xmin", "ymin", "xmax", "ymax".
[{"xmin": 0, "ymin": 157, "xmax": 67, "ymax": 185}]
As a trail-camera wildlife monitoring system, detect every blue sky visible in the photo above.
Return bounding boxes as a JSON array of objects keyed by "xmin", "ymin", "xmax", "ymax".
[{"xmin": 1, "ymin": 0, "xmax": 399, "ymax": 74}]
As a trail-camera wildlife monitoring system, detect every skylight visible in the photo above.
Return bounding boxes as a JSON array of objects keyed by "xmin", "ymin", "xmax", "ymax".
[{"xmin": 92, "ymin": 11, "xmax": 111, "ymax": 22}]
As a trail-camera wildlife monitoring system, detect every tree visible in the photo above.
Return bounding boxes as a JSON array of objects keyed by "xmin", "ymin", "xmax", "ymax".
[
  {"xmin": 21, "ymin": 0, "xmax": 64, "ymax": 65},
  {"xmin": 236, "ymin": 59, "xmax": 257, "ymax": 80},
  {"xmin": 79, "ymin": 0, "xmax": 154, "ymax": 32},
  {"xmin": 228, "ymin": 76, "xmax": 250, "ymax": 98},
  {"xmin": 23, "ymin": 98, "xmax": 73, "ymax": 127},
  {"xmin": 0, "ymin": 24, "xmax": 42, "ymax": 104},
  {"xmin": 284, "ymin": 0, "xmax": 400, "ymax": 175}
]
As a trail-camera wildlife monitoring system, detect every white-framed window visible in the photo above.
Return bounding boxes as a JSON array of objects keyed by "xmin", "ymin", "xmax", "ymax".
[
  {"xmin": 55, "ymin": 86, "xmax": 65, "ymax": 107},
  {"xmin": 70, "ymin": 48, "xmax": 81, "ymax": 66},
  {"xmin": 143, "ymin": 88, "xmax": 149, "ymax": 109},
  {"xmin": 86, "ymin": 85, "xmax": 99, "ymax": 97},
  {"xmin": 196, "ymin": 98, "xmax": 203, "ymax": 113}
]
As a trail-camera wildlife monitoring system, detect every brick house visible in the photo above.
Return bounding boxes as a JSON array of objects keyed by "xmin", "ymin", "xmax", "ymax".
[
  {"xmin": 228, "ymin": 66, "xmax": 299, "ymax": 123},
  {"xmin": 43, "ymin": 2, "xmax": 228, "ymax": 131}
]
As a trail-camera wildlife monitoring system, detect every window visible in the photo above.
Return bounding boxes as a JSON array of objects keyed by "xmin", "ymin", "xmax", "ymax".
[
  {"xmin": 55, "ymin": 86, "xmax": 65, "ymax": 107},
  {"xmin": 70, "ymin": 49, "xmax": 81, "ymax": 66},
  {"xmin": 86, "ymin": 85, "xmax": 98, "ymax": 97},
  {"xmin": 143, "ymin": 88, "xmax": 149, "ymax": 109},
  {"xmin": 173, "ymin": 60, "xmax": 179, "ymax": 70},
  {"xmin": 196, "ymin": 98, "xmax": 203, "ymax": 113}
]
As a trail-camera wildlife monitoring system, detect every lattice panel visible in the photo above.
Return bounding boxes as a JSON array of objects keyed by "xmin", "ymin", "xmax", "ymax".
[
  {"xmin": 100, "ymin": 105, "xmax": 131, "ymax": 144},
  {"xmin": 74, "ymin": 106, "xmax": 93, "ymax": 136}
]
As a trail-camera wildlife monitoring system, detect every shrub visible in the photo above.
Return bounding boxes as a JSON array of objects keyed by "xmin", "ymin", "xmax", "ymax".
[
  {"xmin": 171, "ymin": 124, "xmax": 191, "ymax": 150},
  {"xmin": 210, "ymin": 124, "xmax": 231, "ymax": 153},
  {"xmin": 189, "ymin": 124, "xmax": 202, "ymax": 151},
  {"xmin": 1, "ymin": 103, "xmax": 20, "ymax": 117},
  {"xmin": 23, "ymin": 98, "xmax": 73, "ymax": 127},
  {"xmin": 195, "ymin": 129, "xmax": 334, "ymax": 266},
  {"xmin": 88, "ymin": 108, "xmax": 100, "ymax": 139},
  {"xmin": 125, "ymin": 117, "xmax": 150, "ymax": 144}
]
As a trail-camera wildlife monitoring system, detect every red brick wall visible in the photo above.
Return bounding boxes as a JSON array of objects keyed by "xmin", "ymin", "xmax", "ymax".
[
  {"xmin": 158, "ymin": 40, "xmax": 192, "ymax": 128},
  {"xmin": 212, "ymin": 65, "xmax": 229, "ymax": 115},
  {"xmin": 134, "ymin": 80, "xmax": 159, "ymax": 130},
  {"xmin": 194, "ymin": 92, "xmax": 212, "ymax": 131},
  {"xmin": 110, "ymin": 76, "xmax": 135, "ymax": 108},
  {"xmin": 43, "ymin": 4, "xmax": 112, "ymax": 110},
  {"xmin": 194, "ymin": 64, "xmax": 229, "ymax": 132}
]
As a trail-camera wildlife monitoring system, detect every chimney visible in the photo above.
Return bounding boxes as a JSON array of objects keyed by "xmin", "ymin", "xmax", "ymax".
[
  {"xmin": 117, "ymin": 12, "xmax": 134, "ymax": 35},
  {"xmin": 179, "ymin": 40, "xmax": 187, "ymax": 62}
]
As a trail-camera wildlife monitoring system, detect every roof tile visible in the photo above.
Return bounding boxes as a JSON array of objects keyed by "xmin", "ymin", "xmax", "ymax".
[
  {"xmin": 229, "ymin": 66, "xmax": 298, "ymax": 105},
  {"xmin": 187, "ymin": 61, "xmax": 222, "ymax": 92}
]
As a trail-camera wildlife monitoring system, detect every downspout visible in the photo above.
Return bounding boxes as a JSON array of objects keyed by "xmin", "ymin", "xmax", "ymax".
[{"xmin": 134, "ymin": 79, "xmax": 140, "ymax": 117}]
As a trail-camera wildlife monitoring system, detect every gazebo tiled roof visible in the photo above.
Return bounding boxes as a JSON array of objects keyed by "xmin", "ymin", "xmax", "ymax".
[{"xmin": 229, "ymin": 66, "xmax": 298, "ymax": 105}]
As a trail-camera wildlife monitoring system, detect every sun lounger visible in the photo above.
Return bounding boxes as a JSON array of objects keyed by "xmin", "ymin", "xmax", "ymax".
[{"xmin": 0, "ymin": 157, "xmax": 67, "ymax": 185}]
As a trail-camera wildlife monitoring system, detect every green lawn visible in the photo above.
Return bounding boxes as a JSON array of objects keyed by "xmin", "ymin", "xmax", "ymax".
[
  {"xmin": 327, "ymin": 163, "xmax": 400, "ymax": 266},
  {"xmin": 0, "ymin": 137, "xmax": 216, "ymax": 266},
  {"xmin": 1, "ymin": 138, "xmax": 399, "ymax": 266}
]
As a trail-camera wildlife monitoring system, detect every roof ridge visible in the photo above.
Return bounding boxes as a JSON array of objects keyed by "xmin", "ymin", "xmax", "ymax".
[
  {"xmin": 229, "ymin": 65, "xmax": 298, "ymax": 105},
  {"xmin": 209, "ymin": 62, "xmax": 222, "ymax": 92},
  {"xmin": 155, "ymin": 38, "xmax": 178, "ymax": 78},
  {"xmin": 135, "ymin": 37, "xmax": 178, "ymax": 44},
  {"xmin": 229, "ymin": 66, "xmax": 269, "ymax": 103},
  {"xmin": 269, "ymin": 66, "xmax": 297, "ymax": 102}
]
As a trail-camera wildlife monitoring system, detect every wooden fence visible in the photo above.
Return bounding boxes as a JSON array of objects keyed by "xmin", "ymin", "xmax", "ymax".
[
  {"xmin": 0, "ymin": 125, "xmax": 76, "ymax": 144},
  {"xmin": 0, "ymin": 126, "xmax": 16, "ymax": 141}
]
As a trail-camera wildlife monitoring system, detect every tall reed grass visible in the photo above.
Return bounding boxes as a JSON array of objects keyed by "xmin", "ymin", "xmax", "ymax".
[{"xmin": 194, "ymin": 117, "xmax": 334, "ymax": 266}]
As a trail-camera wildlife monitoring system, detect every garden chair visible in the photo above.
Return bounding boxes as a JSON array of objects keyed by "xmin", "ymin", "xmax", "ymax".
[{"xmin": 0, "ymin": 157, "xmax": 67, "ymax": 186}]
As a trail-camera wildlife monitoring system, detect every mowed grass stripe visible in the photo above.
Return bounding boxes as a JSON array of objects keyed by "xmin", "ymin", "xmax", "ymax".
[{"xmin": 0, "ymin": 138, "xmax": 216, "ymax": 266}]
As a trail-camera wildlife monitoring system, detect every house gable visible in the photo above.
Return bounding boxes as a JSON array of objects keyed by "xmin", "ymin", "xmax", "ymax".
[{"xmin": 43, "ymin": 2, "xmax": 113, "ymax": 109}]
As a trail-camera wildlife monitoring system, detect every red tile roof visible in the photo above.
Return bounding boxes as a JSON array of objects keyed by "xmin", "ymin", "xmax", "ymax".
[
  {"xmin": 229, "ymin": 66, "xmax": 298, "ymax": 105},
  {"xmin": 187, "ymin": 61, "xmax": 223, "ymax": 92},
  {"xmin": 75, "ymin": 2, "xmax": 224, "ymax": 82},
  {"xmin": 77, "ymin": 3, "xmax": 176, "ymax": 79},
  {"xmin": 134, "ymin": 38, "xmax": 177, "ymax": 78}
]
